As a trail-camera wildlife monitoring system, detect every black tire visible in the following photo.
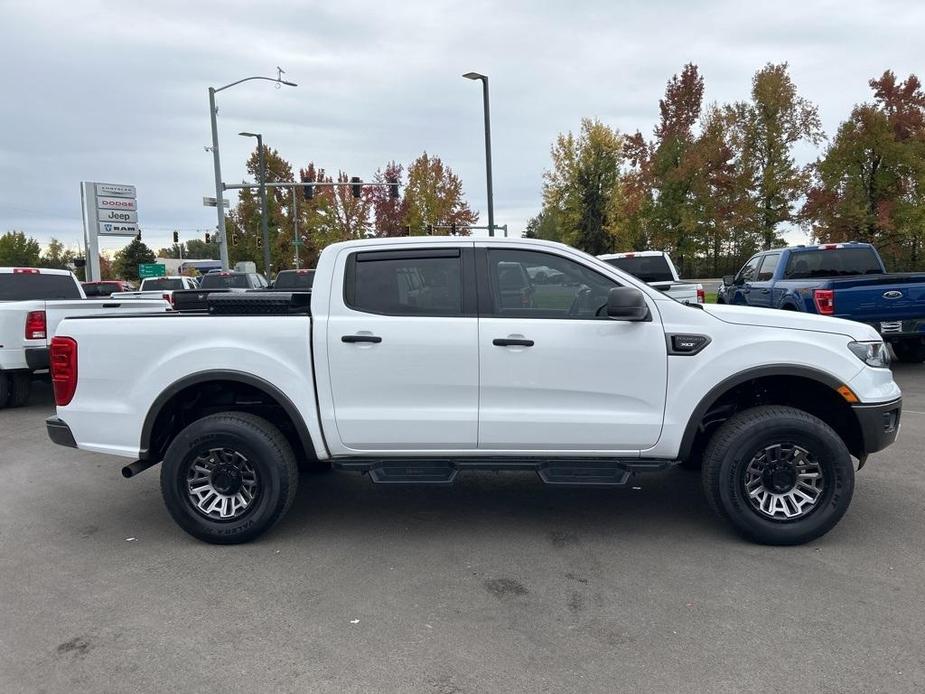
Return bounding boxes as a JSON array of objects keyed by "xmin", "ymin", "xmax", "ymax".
[
  {"xmin": 702, "ymin": 405, "xmax": 854, "ymax": 546},
  {"xmin": 0, "ymin": 373, "xmax": 9, "ymax": 409},
  {"xmin": 160, "ymin": 412, "xmax": 299, "ymax": 544},
  {"xmin": 8, "ymin": 373, "xmax": 32, "ymax": 407},
  {"xmin": 892, "ymin": 340, "xmax": 925, "ymax": 364}
]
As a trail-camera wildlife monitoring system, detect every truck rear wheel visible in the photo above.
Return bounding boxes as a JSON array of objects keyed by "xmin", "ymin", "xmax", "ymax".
[
  {"xmin": 160, "ymin": 412, "xmax": 299, "ymax": 544},
  {"xmin": 8, "ymin": 373, "xmax": 32, "ymax": 407},
  {"xmin": 701, "ymin": 405, "xmax": 854, "ymax": 545}
]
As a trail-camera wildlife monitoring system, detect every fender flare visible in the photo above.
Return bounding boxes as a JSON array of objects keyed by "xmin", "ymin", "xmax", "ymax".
[
  {"xmin": 676, "ymin": 364, "xmax": 846, "ymax": 461},
  {"xmin": 139, "ymin": 370, "xmax": 314, "ymax": 462}
]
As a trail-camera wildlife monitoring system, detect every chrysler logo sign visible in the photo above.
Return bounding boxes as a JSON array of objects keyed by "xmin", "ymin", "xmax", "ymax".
[{"xmin": 883, "ymin": 290, "xmax": 903, "ymax": 299}]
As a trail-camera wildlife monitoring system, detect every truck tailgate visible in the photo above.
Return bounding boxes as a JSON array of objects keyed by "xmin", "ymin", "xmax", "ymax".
[
  {"xmin": 45, "ymin": 299, "xmax": 170, "ymax": 342},
  {"xmin": 832, "ymin": 274, "xmax": 925, "ymax": 324}
]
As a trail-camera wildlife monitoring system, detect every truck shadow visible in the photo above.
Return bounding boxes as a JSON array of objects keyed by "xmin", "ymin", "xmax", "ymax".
[{"xmin": 283, "ymin": 466, "xmax": 722, "ymax": 544}]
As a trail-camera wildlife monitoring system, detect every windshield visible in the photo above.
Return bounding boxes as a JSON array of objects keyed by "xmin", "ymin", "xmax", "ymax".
[
  {"xmin": 141, "ymin": 278, "xmax": 185, "ymax": 291},
  {"xmin": 200, "ymin": 273, "xmax": 250, "ymax": 289},
  {"xmin": 603, "ymin": 256, "xmax": 674, "ymax": 283},
  {"xmin": 784, "ymin": 248, "xmax": 883, "ymax": 278},
  {"xmin": 0, "ymin": 273, "xmax": 81, "ymax": 301},
  {"xmin": 274, "ymin": 270, "xmax": 315, "ymax": 289}
]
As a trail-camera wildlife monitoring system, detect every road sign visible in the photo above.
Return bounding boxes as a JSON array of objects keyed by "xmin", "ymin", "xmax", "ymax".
[
  {"xmin": 97, "ymin": 196, "xmax": 137, "ymax": 211},
  {"xmin": 96, "ymin": 183, "xmax": 136, "ymax": 198},
  {"xmin": 138, "ymin": 263, "xmax": 166, "ymax": 278},
  {"xmin": 99, "ymin": 222, "xmax": 139, "ymax": 236},
  {"xmin": 98, "ymin": 209, "xmax": 138, "ymax": 223},
  {"xmin": 203, "ymin": 196, "xmax": 230, "ymax": 207}
]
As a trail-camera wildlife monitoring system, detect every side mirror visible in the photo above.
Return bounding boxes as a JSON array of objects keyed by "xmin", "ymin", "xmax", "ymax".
[
  {"xmin": 606, "ymin": 287, "xmax": 650, "ymax": 321},
  {"xmin": 722, "ymin": 275, "xmax": 735, "ymax": 287}
]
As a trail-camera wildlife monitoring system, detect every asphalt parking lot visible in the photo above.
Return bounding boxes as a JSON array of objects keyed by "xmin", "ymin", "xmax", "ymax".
[{"xmin": 1, "ymin": 369, "xmax": 924, "ymax": 694}]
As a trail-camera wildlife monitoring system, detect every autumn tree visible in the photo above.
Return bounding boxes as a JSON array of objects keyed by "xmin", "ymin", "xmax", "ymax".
[
  {"xmin": 403, "ymin": 152, "xmax": 478, "ymax": 235},
  {"xmin": 726, "ymin": 63, "xmax": 824, "ymax": 249},
  {"xmin": 542, "ymin": 118, "xmax": 622, "ymax": 254},
  {"xmin": 370, "ymin": 162, "xmax": 408, "ymax": 237},
  {"xmin": 804, "ymin": 72, "xmax": 925, "ymax": 269},
  {"xmin": 112, "ymin": 238, "xmax": 155, "ymax": 281},
  {"xmin": 0, "ymin": 231, "xmax": 42, "ymax": 266}
]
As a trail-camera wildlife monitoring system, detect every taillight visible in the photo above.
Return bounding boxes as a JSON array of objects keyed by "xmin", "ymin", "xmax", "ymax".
[
  {"xmin": 162, "ymin": 292, "xmax": 174, "ymax": 309},
  {"xmin": 25, "ymin": 310, "xmax": 46, "ymax": 339},
  {"xmin": 50, "ymin": 336, "xmax": 78, "ymax": 406},
  {"xmin": 13, "ymin": 268, "xmax": 39, "ymax": 274},
  {"xmin": 813, "ymin": 289, "xmax": 835, "ymax": 315},
  {"xmin": 696, "ymin": 288, "xmax": 705, "ymax": 304}
]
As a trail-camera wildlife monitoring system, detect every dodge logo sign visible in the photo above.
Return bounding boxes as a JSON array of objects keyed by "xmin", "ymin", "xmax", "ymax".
[{"xmin": 883, "ymin": 290, "xmax": 903, "ymax": 299}]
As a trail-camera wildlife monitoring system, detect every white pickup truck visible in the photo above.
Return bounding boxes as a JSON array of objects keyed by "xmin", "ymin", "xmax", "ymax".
[
  {"xmin": 0, "ymin": 267, "xmax": 168, "ymax": 408},
  {"xmin": 47, "ymin": 238, "xmax": 901, "ymax": 546},
  {"xmin": 111, "ymin": 275, "xmax": 200, "ymax": 309},
  {"xmin": 598, "ymin": 251, "xmax": 704, "ymax": 304}
]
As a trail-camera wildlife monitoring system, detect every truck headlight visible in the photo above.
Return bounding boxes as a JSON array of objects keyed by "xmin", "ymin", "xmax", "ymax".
[{"xmin": 848, "ymin": 341, "xmax": 890, "ymax": 368}]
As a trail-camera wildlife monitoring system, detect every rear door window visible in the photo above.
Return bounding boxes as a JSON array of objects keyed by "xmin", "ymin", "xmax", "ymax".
[
  {"xmin": 345, "ymin": 249, "xmax": 468, "ymax": 316},
  {"xmin": 0, "ymin": 273, "xmax": 81, "ymax": 301}
]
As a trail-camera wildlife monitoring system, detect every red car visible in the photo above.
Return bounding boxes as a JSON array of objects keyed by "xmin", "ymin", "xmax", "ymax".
[{"xmin": 80, "ymin": 280, "xmax": 134, "ymax": 297}]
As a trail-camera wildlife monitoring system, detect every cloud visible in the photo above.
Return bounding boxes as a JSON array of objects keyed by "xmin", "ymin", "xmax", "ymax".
[{"xmin": 1, "ymin": 0, "xmax": 923, "ymax": 253}]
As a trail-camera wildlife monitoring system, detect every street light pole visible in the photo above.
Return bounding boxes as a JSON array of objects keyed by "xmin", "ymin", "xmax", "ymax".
[
  {"xmin": 208, "ymin": 70, "xmax": 297, "ymax": 270},
  {"xmin": 463, "ymin": 72, "xmax": 494, "ymax": 237},
  {"xmin": 239, "ymin": 132, "xmax": 270, "ymax": 275}
]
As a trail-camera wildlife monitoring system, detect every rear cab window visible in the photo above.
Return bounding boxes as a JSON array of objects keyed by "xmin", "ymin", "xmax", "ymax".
[
  {"xmin": 275, "ymin": 270, "xmax": 315, "ymax": 289},
  {"xmin": 602, "ymin": 255, "xmax": 674, "ymax": 283},
  {"xmin": 0, "ymin": 272, "xmax": 81, "ymax": 301},
  {"xmin": 344, "ymin": 248, "xmax": 472, "ymax": 316},
  {"xmin": 200, "ymin": 274, "xmax": 251, "ymax": 289},
  {"xmin": 784, "ymin": 247, "xmax": 884, "ymax": 279},
  {"xmin": 141, "ymin": 278, "xmax": 185, "ymax": 291}
]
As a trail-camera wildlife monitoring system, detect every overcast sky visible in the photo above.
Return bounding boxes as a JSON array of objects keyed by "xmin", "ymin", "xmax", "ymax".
[{"xmin": 1, "ymin": 0, "xmax": 923, "ymax": 255}]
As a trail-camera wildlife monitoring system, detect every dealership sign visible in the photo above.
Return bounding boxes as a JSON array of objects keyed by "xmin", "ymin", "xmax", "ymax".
[
  {"xmin": 96, "ymin": 183, "xmax": 136, "ymax": 198},
  {"xmin": 99, "ymin": 222, "xmax": 139, "ymax": 236},
  {"xmin": 97, "ymin": 196, "xmax": 137, "ymax": 211},
  {"xmin": 81, "ymin": 181, "xmax": 141, "ymax": 280}
]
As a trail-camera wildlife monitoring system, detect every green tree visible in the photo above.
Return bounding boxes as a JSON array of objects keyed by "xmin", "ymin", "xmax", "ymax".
[
  {"xmin": 40, "ymin": 238, "xmax": 75, "ymax": 269},
  {"xmin": 542, "ymin": 118, "xmax": 623, "ymax": 255},
  {"xmin": 0, "ymin": 231, "xmax": 42, "ymax": 266},
  {"xmin": 112, "ymin": 238, "xmax": 156, "ymax": 281},
  {"xmin": 370, "ymin": 162, "xmax": 409, "ymax": 237},
  {"xmin": 726, "ymin": 63, "xmax": 824, "ymax": 249},
  {"xmin": 403, "ymin": 152, "xmax": 478, "ymax": 235}
]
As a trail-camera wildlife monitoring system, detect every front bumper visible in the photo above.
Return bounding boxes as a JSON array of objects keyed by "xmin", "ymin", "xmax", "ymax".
[
  {"xmin": 853, "ymin": 398, "xmax": 901, "ymax": 456},
  {"xmin": 46, "ymin": 416, "xmax": 77, "ymax": 448}
]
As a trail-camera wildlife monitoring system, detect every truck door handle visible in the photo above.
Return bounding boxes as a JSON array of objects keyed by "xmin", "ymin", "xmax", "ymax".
[
  {"xmin": 342, "ymin": 335, "xmax": 382, "ymax": 344},
  {"xmin": 493, "ymin": 338, "xmax": 534, "ymax": 347},
  {"xmin": 761, "ymin": 288, "xmax": 770, "ymax": 294}
]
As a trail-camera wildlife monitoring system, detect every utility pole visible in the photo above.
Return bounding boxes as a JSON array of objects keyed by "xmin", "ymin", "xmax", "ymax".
[
  {"xmin": 293, "ymin": 187, "xmax": 300, "ymax": 270},
  {"xmin": 463, "ymin": 72, "xmax": 495, "ymax": 237}
]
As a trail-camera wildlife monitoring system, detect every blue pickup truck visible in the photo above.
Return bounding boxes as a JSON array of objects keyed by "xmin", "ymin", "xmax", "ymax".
[{"xmin": 718, "ymin": 242, "xmax": 925, "ymax": 363}]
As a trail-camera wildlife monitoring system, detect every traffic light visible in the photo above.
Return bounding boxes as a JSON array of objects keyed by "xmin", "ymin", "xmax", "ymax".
[
  {"xmin": 205, "ymin": 232, "xmax": 211, "ymax": 243},
  {"xmin": 350, "ymin": 176, "xmax": 362, "ymax": 198},
  {"xmin": 451, "ymin": 223, "xmax": 458, "ymax": 235},
  {"xmin": 404, "ymin": 225, "xmax": 411, "ymax": 236},
  {"xmin": 256, "ymin": 235, "xmax": 262, "ymax": 249},
  {"xmin": 231, "ymin": 232, "xmax": 238, "ymax": 246},
  {"xmin": 389, "ymin": 182, "xmax": 400, "ymax": 199},
  {"xmin": 172, "ymin": 231, "xmax": 179, "ymax": 243},
  {"xmin": 303, "ymin": 181, "xmax": 314, "ymax": 200},
  {"xmin": 135, "ymin": 231, "xmax": 142, "ymax": 241},
  {"xmin": 426, "ymin": 224, "xmax": 434, "ymax": 235}
]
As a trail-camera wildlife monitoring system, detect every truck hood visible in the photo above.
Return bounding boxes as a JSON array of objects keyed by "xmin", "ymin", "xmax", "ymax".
[{"xmin": 702, "ymin": 303, "xmax": 879, "ymax": 341}]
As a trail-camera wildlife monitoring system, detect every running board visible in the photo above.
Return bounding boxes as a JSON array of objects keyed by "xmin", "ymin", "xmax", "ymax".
[{"xmin": 332, "ymin": 457, "xmax": 673, "ymax": 487}]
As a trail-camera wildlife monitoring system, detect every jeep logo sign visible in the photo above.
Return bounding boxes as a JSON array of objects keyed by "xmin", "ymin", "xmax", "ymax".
[{"xmin": 98, "ymin": 209, "xmax": 138, "ymax": 223}]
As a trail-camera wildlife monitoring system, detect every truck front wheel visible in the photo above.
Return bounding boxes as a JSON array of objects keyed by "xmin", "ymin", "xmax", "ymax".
[
  {"xmin": 892, "ymin": 339, "xmax": 925, "ymax": 364},
  {"xmin": 701, "ymin": 405, "xmax": 854, "ymax": 545},
  {"xmin": 160, "ymin": 412, "xmax": 299, "ymax": 544}
]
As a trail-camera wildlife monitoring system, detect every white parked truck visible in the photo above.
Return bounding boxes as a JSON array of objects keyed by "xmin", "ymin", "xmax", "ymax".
[
  {"xmin": 598, "ymin": 251, "xmax": 704, "ymax": 304},
  {"xmin": 47, "ymin": 238, "xmax": 901, "ymax": 545},
  {"xmin": 111, "ymin": 275, "xmax": 200, "ymax": 309},
  {"xmin": 0, "ymin": 267, "xmax": 168, "ymax": 408}
]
